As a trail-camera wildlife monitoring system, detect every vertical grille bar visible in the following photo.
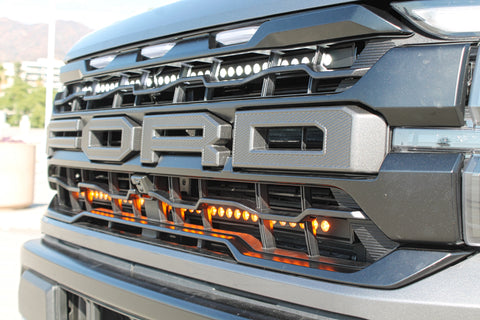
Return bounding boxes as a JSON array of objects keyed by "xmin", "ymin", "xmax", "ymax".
[
  {"xmin": 256, "ymin": 183, "xmax": 276, "ymax": 249},
  {"xmin": 199, "ymin": 180, "xmax": 213, "ymax": 230},
  {"xmin": 261, "ymin": 51, "xmax": 281, "ymax": 97},
  {"xmin": 168, "ymin": 177, "xmax": 184, "ymax": 225},
  {"xmin": 301, "ymin": 186, "xmax": 320, "ymax": 257}
]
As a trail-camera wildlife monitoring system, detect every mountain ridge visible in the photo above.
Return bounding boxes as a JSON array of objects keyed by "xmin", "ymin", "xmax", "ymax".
[{"xmin": 0, "ymin": 18, "xmax": 92, "ymax": 62}]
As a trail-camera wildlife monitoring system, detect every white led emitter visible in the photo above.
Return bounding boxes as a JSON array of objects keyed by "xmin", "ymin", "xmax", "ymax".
[{"xmin": 216, "ymin": 26, "xmax": 259, "ymax": 46}]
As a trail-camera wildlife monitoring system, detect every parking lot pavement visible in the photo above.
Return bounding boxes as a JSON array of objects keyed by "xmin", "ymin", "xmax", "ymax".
[{"xmin": 0, "ymin": 205, "xmax": 46, "ymax": 320}]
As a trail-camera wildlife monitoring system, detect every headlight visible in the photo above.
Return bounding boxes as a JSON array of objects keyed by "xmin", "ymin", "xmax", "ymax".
[
  {"xmin": 392, "ymin": 0, "xmax": 480, "ymax": 38},
  {"xmin": 392, "ymin": 128, "xmax": 480, "ymax": 151}
]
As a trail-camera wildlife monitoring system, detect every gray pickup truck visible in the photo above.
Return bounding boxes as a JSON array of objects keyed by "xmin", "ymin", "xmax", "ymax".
[{"xmin": 19, "ymin": 0, "xmax": 480, "ymax": 319}]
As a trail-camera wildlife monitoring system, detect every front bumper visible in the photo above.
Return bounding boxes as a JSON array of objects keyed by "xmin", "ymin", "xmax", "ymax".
[{"xmin": 20, "ymin": 218, "xmax": 480, "ymax": 320}]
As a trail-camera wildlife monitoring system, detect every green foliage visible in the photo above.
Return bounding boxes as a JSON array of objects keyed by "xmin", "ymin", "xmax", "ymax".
[{"xmin": 0, "ymin": 77, "xmax": 51, "ymax": 128}]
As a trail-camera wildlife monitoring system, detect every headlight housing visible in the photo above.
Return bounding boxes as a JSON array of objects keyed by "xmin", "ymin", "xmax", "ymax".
[{"xmin": 392, "ymin": 0, "xmax": 480, "ymax": 39}]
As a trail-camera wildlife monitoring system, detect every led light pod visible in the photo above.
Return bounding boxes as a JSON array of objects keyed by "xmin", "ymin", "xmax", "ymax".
[
  {"xmin": 216, "ymin": 26, "xmax": 259, "ymax": 46},
  {"xmin": 141, "ymin": 42, "xmax": 175, "ymax": 59},
  {"xmin": 90, "ymin": 54, "xmax": 116, "ymax": 69}
]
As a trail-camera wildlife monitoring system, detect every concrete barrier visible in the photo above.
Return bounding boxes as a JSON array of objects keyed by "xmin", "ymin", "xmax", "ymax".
[{"xmin": 0, "ymin": 142, "xmax": 36, "ymax": 209}]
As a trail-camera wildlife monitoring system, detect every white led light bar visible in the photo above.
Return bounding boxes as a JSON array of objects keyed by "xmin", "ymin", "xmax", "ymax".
[
  {"xmin": 216, "ymin": 26, "xmax": 259, "ymax": 46},
  {"xmin": 141, "ymin": 42, "xmax": 175, "ymax": 59},
  {"xmin": 392, "ymin": 0, "xmax": 480, "ymax": 38},
  {"xmin": 90, "ymin": 54, "xmax": 116, "ymax": 69},
  {"xmin": 392, "ymin": 128, "xmax": 480, "ymax": 151}
]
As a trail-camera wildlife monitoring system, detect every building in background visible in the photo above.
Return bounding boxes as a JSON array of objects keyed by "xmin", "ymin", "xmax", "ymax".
[{"xmin": 1, "ymin": 59, "xmax": 64, "ymax": 91}]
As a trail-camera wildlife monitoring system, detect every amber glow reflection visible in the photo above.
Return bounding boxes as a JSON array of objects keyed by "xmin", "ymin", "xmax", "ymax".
[
  {"xmin": 83, "ymin": 190, "xmax": 332, "ymax": 272},
  {"xmin": 272, "ymin": 256, "xmax": 310, "ymax": 267},
  {"xmin": 312, "ymin": 219, "xmax": 319, "ymax": 236}
]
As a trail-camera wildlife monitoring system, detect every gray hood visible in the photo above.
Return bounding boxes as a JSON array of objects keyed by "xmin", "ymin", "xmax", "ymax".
[{"xmin": 66, "ymin": 0, "xmax": 353, "ymax": 62}]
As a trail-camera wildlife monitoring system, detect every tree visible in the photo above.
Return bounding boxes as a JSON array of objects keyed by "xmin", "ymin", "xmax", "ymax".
[
  {"xmin": 0, "ymin": 76, "xmax": 48, "ymax": 128},
  {"xmin": 0, "ymin": 65, "xmax": 5, "ymax": 89}
]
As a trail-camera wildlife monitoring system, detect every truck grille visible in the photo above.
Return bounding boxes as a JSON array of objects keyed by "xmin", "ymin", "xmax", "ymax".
[{"xmin": 47, "ymin": 4, "xmax": 443, "ymax": 282}]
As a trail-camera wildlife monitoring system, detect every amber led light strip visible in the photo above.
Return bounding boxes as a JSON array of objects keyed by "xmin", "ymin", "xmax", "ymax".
[
  {"xmin": 77, "ymin": 187, "xmax": 339, "ymax": 269},
  {"xmin": 76, "ymin": 190, "xmax": 148, "ymax": 224},
  {"xmin": 80, "ymin": 188, "xmax": 334, "ymax": 234}
]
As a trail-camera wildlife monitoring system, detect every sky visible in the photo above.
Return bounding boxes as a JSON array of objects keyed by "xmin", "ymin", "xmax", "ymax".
[{"xmin": 0, "ymin": 0, "xmax": 179, "ymax": 30}]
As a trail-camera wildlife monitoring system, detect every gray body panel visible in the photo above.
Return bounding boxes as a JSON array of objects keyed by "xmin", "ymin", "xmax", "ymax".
[
  {"xmin": 66, "ymin": 0, "xmax": 355, "ymax": 61},
  {"xmin": 21, "ymin": 237, "xmax": 480, "ymax": 320}
]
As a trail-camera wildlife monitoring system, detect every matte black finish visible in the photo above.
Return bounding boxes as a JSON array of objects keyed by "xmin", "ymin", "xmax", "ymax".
[
  {"xmin": 55, "ymin": 43, "xmax": 470, "ymax": 128},
  {"xmin": 343, "ymin": 44, "xmax": 469, "ymax": 126},
  {"xmin": 47, "ymin": 151, "xmax": 464, "ymax": 243},
  {"xmin": 351, "ymin": 153, "xmax": 464, "ymax": 244}
]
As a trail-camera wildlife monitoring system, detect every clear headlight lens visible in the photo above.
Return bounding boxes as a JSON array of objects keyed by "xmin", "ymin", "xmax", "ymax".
[
  {"xmin": 392, "ymin": 128, "xmax": 480, "ymax": 151},
  {"xmin": 392, "ymin": 0, "xmax": 480, "ymax": 38}
]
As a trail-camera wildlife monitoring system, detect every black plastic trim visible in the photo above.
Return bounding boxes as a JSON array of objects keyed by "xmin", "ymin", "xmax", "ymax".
[
  {"xmin": 41, "ymin": 215, "xmax": 470, "ymax": 289},
  {"xmin": 55, "ymin": 43, "xmax": 470, "ymax": 127},
  {"xmin": 48, "ymin": 152, "xmax": 463, "ymax": 244}
]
